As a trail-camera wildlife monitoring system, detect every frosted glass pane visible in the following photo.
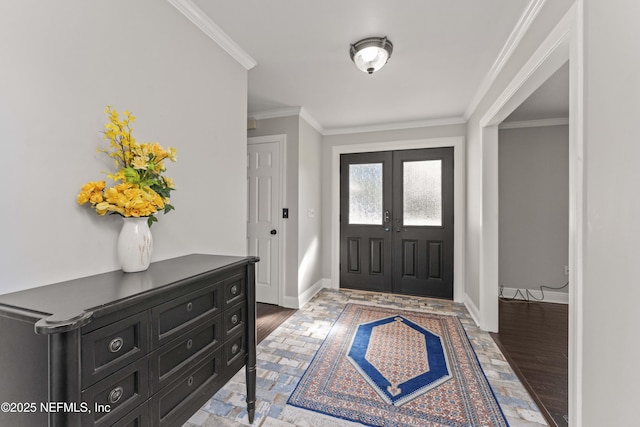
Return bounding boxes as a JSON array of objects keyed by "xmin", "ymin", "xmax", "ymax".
[
  {"xmin": 403, "ymin": 160, "xmax": 442, "ymax": 226},
  {"xmin": 349, "ymin": 163, "xmax": 383, "ymax": 225}
]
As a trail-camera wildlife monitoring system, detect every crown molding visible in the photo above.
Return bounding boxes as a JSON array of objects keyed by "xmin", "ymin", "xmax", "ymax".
[
  {"xmin": 249, "ymin": 110, "xmax": 465, "ymax": 136},
  {"xmin": 464, "ymin": 0, "xmax": 547, "ymax": 120},
  {"xmin": 248, "ymin": 107, "xmax": 325, "ymax": 135},
  {"xmin": 299, "ymin": 108, "xmax": 325, "ymax": 135},
  {"xmin": 499, "ymin": 117, "xmax": 569, "ymax": 129},
  {"xmin": 249, "ymin": 107, "xmax": 302, "ymax": 121},
  {"xmin": 167, "ymin": 0, "xmax": 257, "ymax": 70},
  {"xmin": 322, "ymin": 116, "xmax": 466, "ymax": 136}
]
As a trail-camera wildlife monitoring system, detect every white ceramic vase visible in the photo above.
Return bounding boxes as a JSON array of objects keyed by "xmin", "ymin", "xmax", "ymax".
[{"xmin": 117, "ymin": 217, "xmax": 153, "ymax": 272}]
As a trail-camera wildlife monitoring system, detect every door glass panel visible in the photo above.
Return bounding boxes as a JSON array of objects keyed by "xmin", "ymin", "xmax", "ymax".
[
  {"xmin": 349, "ymin": 163, "xmax": 383, "ymax": 225},
  {"xmin": 403, "ymin": 160, "xmax": 442, "ymax": 226}
]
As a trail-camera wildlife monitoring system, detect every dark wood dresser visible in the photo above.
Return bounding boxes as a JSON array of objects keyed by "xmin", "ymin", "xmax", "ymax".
[{"xmin": 0, "ymin": 254, "xmax": 258, "ymax": 427}]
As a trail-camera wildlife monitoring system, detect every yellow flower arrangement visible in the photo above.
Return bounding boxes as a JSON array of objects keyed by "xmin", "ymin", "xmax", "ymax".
[{"xmin": 77, "ymin": 106, "xmax": 176, "ymax": 226}]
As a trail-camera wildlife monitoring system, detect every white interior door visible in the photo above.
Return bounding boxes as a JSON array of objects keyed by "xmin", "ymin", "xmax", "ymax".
[{"xmin": 247, "ymin": 138, "xmax": 281, "ymax": 305}]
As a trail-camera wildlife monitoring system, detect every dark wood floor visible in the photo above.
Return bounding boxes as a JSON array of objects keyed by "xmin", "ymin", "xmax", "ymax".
[
  {"xmin": 256, "ymin": 303, "xmax": 297, "ymax": 344},
  {"xmin": 491, "ymin": 300, "xmax": 568, "ymax": 427}
]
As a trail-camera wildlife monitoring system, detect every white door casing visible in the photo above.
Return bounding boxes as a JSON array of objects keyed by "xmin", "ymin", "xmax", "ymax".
[
  {"xmin": 247, "ymin": 135, "xmax": 285, "ymax": 305},
  {"xmin": 477, "ymin": 5, "xmax": 582, "ymax": 425}
]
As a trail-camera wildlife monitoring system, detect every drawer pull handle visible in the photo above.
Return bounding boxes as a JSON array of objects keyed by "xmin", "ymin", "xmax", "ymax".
[
  {"xmin": 186, "ymin": 339, "xmax": 193, "ymax": 350},
  {"xmin": 231, "ymin": 314, "xmax": 239, "ymax": 325},
  {"xmin": 186, "ymin": 302, "xmax": 193, "ymax": 312},
  {"xmin": 108, "ymin": 337, "xmax": 124, "ymax": 353},
  {"xmin": 231, "ymin": 343, "xmax": 239, "ymax": 354},
  {"xmin": 108, "ymin": 386, "xmax": 124, "ymax": 404},
  {"xmin": 230, "ymin": 284, "xmax": 239, "ymax": 295},
  {"xmin": 187, "ymin": 376, "xmax": 194, "ymax": 387}
]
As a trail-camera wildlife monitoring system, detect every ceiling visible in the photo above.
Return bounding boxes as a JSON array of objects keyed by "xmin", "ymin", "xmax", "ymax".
[
  {"xmin": 192, "ymin": 0, "xmax": 540, "ymax": 133},
  {"xmin": 505, "ymin": 61, "xmax": 569, "ymax": 122}
]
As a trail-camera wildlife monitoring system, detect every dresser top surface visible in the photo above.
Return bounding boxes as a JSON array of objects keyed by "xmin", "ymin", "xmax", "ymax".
[{"xmin": 0, "ymin": 254, "xmax": 257, "ymax": 333}]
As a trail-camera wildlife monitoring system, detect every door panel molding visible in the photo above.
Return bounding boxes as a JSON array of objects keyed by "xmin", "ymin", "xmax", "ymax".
[
  {"xmin": 402, "ymin": 240, "xmax": 418, "ymax": 278},
  {"xmin": 370, "ymin": 239, "xmax": 385, "ymax": 275},
  {"xmin": 331, "ymin": 137, "xmax": 466, "ymax": 302},
  {"xmin": 347, "ymin": 238, "xmax": 360, "ymax": 273},
  {"xmin": 427, "ymin": 241, "xmax": 443, "ymax": 279}
]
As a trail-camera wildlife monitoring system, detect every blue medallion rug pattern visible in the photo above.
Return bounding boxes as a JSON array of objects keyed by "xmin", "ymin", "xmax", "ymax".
[
  {"xmin": 288, "ymin": 304, "xmax": 509, "ymax": 427},
  {"xmin": 347, "ymin": 314, "xmax": 452, "ymax": 407}
]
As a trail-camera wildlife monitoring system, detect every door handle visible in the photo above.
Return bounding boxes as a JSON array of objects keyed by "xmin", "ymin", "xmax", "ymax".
[
  {"xmin": 270, "ymin": 229, "xmax": 277, "ymax": 235},
  {"xmin": 384, "ymin": 210, "xmax": 391, "ymax": 223}
]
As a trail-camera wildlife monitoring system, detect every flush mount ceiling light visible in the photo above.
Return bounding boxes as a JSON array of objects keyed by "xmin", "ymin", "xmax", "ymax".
[{"xmin": 349, "ymin": 36, "xmax": 393, "ymax": 74}]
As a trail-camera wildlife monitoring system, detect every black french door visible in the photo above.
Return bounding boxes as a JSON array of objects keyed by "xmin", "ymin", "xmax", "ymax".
[{"xmin": 339, "ymin": 147, "xmax": 454, "ymax": 299}]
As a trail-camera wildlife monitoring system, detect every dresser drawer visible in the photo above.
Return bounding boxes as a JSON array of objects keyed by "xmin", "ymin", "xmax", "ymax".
[
  {"xmin": 110, "ymin": 400, "xmax": 150, "ymax": 427},
  {"xmin": 223, "ymin": 272, "xmax": 246, "ymax": 308},
  {"xmin": 151, "ymin": 315, "xmax": 222, "ymax": 392},
  {"xmin": 151, "ymin": 348, "xmax": 222, "ymax": 426},
  {"xmin": 82, "ymin": 357, "xmax": 150, "ymax": 427},
  {"xmin": 224, "ymin": 331, "xmax": 246, "ymax": 368},
  {"xmin": 151, "ymin": 282, "xmax": 221, "ymax": 347},
  {"xmin": 82, "ymin": 311, "xmax": 150, "ymax": 388},
  {"xmin": 224, "ymin": 302, "xmax": 246, "ymax": 338}
]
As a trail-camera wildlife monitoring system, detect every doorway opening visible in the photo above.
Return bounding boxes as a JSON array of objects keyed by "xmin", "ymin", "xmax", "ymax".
[
  {"xmin": 493, "ymin": 62, "xmax": 570, "ymax": 426},
  {"xmin": 477, "ymin": 5, "xmax": 580, "ymax": 423}
]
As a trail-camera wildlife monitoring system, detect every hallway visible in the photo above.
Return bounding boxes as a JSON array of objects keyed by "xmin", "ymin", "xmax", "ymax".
[{"xmin": 184, "ymin": 289, "xmax": 548, "ymax": 426}]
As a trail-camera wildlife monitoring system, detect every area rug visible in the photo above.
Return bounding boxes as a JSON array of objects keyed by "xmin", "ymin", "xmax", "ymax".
[{"xmin": 288, "ymin": 304, "xmax": 509, "ymax": 427}]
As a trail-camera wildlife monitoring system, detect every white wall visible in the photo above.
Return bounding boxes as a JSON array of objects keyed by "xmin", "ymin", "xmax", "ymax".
[
  {"xmin": 0, "ymin": 0, "xmax": 248, "ymax": 295},
  {"xmin": 582, "ymin": 0, "xmax": 640, "ymax": 424},
  {"xmin": 247, "ymin": 115, "xmax": 324, "ymax": 306},
  {"xmin": 499, "ymin": 125, "xmax": 569, "ymax": 295},
  {"xmin": 465, "ymin": 0, "xmax": 575, "ymax": 316},
  {"xmin": 466, "ymin": 0, "xmax": 640, "ymax": 423},
  {"xmin": 298, "ymin": 119, "xmax": 323, "ymax": 299}
]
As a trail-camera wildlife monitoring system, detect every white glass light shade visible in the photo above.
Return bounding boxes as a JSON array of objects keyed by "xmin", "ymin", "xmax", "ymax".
[{"xmin": 350, "ymin": 37, "xmax": 393, "ymax": 74}]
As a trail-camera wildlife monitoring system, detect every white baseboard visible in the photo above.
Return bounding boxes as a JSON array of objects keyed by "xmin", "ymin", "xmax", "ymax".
[
  {"xmin": 500, "ymin": 287, "xmax": 569, "ymax": 304},
  {"xmin": 298, "ymin": 279, "xmax": 327, "ymax": 308},
  {"xmin": 281, "ymin": 296, "xmax": 300, "ymax": 309},
  {"xmin": 464, "ymin": 294, "xmax": 482, "ymax": 327},
  {"xmin": 323, "ymin": 277, "xmax": 339, "ymax": 290},
  {"xmin": 282, "ymin": 278, "xmax": 331, "ymax": 310}
]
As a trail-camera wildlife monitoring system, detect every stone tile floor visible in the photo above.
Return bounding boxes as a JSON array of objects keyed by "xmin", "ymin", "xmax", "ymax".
[{"xmin": 184, "ymin": 289, "xmax": 548, "ymax": 427}]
